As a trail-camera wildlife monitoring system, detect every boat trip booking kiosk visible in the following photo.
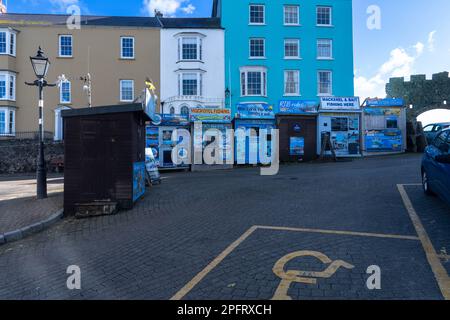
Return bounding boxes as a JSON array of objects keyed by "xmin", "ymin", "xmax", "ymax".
[
  {"xmin": 318, "ymin": 97, "xmax": 362, "ymax": 157},
  {"xmin": 362, "ymin": 98, "xmax": 407, "ymax": 156}
]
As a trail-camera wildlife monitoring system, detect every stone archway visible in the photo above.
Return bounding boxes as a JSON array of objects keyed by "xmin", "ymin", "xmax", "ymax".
[{"xmin": 407, "ymin": 102, "xmax": 450, "ymax": 121}]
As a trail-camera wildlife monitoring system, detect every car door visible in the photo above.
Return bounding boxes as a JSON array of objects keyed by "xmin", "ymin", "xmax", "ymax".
[
  {"xmin": 429, "ymin": 131, "xmax": 450, "ymax": 199},
  {"xmin": 437, "ymin": 132, "xmax": 450, "ymax": 203}
]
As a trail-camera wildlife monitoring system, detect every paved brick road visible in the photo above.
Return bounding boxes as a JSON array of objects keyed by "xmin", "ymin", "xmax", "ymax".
[
  {"xmin": 0, "ymin": 175, "xmax": 63, "ymax": 235},
  {"xmin": 0, "ymin": 154, "xmax": 448, "ymax": 300}
]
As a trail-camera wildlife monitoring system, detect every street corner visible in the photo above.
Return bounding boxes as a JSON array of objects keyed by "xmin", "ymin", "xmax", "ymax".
[
  {"xmin": 173, "ymin": 226, "xmax": 443, "ymax": 300},
  {"xmin": 398, "ymin": 184, "xmax": 450, "ymax": 275}
]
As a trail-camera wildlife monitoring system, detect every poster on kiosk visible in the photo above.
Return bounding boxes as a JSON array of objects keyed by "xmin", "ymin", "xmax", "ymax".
[{"xmin": 318, "ymin": 97, "xmax": 362, "ymax": 157}]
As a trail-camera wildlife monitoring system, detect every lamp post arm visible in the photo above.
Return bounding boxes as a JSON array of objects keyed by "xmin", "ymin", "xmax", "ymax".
[{"xmin": 25, "ymin": 80, "xmax": 39, "ymax": 86}]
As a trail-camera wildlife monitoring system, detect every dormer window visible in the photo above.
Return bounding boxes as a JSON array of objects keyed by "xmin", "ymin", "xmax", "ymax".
[
  {"xmin": 178, "ymin": 36, "xmax": 203, "ymax": 61},
  {"xmin": 0, "ymin": 28, "xmax": 16, "ymax": 56}
]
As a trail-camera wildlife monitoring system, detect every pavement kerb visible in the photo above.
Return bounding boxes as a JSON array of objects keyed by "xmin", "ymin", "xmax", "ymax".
[{"xmin": 0, "ymin": 208, "xmax": 64, "ymax": 246}]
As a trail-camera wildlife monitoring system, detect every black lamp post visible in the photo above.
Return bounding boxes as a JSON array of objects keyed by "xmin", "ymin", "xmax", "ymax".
[{"xmin": 25, "ymin": 47, "xmax": 56, "ymax": 199}]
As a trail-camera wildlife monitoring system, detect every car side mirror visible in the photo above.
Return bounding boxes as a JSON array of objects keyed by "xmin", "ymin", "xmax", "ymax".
[{"xmin": 435, "ymin": 154, "xmax": 450, "ymax": 164}]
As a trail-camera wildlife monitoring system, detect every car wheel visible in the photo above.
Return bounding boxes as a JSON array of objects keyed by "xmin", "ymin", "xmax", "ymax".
[{"xmin": 422, "ymin": 171, "xmax": 434, "ymax": 196}]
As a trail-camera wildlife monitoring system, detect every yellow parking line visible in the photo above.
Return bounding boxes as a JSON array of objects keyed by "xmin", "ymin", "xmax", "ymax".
[
  {"xmin": 256, "ymin": 225, "xmax": 420, "ymax": 241},
  {"xmin": 171, "ymin": 224, "xmax": 421, "ymax": 300},
  {"xmin": 397, "ymin": 184, "xmax": 450, "ymax": 300},
  {"xmin": 170, "ymin": 225, "xmax": 258, "ymax": 300}
]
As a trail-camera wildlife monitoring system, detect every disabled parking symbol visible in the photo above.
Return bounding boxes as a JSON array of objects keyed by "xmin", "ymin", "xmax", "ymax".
[{"xmin": 272, "ymin": 250, "xmax": 355, "ymax": 300}]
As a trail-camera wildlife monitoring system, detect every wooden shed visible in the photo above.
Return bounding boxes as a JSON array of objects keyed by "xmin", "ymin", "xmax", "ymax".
[{"xmin": 62, "ymin": 103, "xmax": 149, "ymax": 216}]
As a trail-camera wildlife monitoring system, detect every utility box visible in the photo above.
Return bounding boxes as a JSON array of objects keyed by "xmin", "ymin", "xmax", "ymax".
[{"xmin": 62, "ymin": 103, "xmax": 149, "ymax": 217}]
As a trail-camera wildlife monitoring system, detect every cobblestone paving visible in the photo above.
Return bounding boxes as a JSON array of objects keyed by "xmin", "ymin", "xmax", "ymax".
[
  {"xmin": 0, "ymin": 175, "xmax": 63, "ymax": 234},
  {"xmin": 0, "ymin": 154, "xmax": 448, "ymax": 300}
]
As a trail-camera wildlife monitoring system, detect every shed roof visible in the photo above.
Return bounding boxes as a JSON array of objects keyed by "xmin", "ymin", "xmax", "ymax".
[{"xmin": 62, "ymin": 103, "xmax": 150, "ymax": 120}]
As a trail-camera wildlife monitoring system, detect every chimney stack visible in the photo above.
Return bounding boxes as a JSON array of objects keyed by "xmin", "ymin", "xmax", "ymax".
[{"xmin": 0, "ymin": 0, "xmax": 7, "ymax": 14}]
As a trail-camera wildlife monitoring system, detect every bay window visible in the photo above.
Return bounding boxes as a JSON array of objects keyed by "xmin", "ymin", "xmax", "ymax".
[
  {"xmin": 240, "ymin": 67, "xmax": 267, "ymax": 97},
  {"xmin": 0, "ymin": 107, "xmax": 15, "ymax": 135},
  {"xmin": 179, "ymin": 72, "xmax": 203, "ymax": 96},
  {"xmin": 0, "ymin": 28, "xmax": 16, "ymax": 56},
  {"xmin": 0, "ymin": 71, "xmax": 16, "ymax": 101},
  {"xmin": 178, "ymin": 36, "xmax": 203, "ymax": 61}
]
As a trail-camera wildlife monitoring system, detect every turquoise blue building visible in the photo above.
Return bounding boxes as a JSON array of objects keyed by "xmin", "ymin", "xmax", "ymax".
[
  {"xmin": 213, "ymin": 0, "xmax": 356, "ymax": 162},
  {"xmin": 212, "ymin": 0, "xmax": 355, "ymax": 113}
]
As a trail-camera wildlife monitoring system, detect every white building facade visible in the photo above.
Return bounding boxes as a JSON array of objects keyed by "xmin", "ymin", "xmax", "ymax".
[{"xmin": 160, "ymin": 19, "xmax": 225, "ymax": 115}]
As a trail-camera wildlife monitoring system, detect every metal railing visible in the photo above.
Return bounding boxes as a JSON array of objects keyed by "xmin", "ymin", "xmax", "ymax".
[
  {"xmin": 163, "ymin": 96, "xmax": 225, "ymax": 106},
  {"xmin": 0, "ymin": 131, "xmax": 55, "ymax": 141}
]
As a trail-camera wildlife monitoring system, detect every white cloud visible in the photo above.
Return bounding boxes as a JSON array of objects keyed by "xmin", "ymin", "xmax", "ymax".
[
  {"xmin": 355, "ymin": 46, "xmax": 420, "ymax": 99},
  {"xmin": 428, "ymin": 30, "xmax": 436, "ymax": 52},
  {"xmin": 181, "ymin": 4, "xmax": 195, "ymax": 14},
  {"xmin": 414, "ymin": 42, "xmax": 424, "ymax": 56},
  {"xmin": 142, "ymin": 0, "xmax": 195, "ymax": 17}
]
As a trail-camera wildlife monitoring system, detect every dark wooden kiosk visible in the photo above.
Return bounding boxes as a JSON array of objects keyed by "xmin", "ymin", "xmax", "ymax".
[
  {"xmin": 62, "ymin": 103, "xmax": 149, "ymax": 217},
  {"xmin": 276, "ymin": 100, "xmax": 319, "ymax": 162}
]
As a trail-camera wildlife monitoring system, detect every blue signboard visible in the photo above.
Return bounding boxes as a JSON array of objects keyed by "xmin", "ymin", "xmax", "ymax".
[
  {"xmin": 365, "ymin": 129, "xmax": 403, "ymax": 152},
  {"xmin": 365, "ymin": 98, "xmax": 404, "ymax": 107},
  {"xmin": 133, "ymin": 162, "xmax": 146, "ymax": 202},
  {"xmin": 279, "ymin": 100, "xmax": 318, "ymax": 114},
  {"xmin": 236, "ymin": 103, "xmax": 275, "ymax": 119},
  {"xmin": 160, "ymin": 114, "xmax": 190, "ymax": 126},
  {"xmin": 290, "ymin": 137, "xmax": 305, "ymax": 156}
]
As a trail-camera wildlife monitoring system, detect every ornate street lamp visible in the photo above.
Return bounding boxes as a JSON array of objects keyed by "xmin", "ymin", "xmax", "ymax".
[{"xmin": 25, "ymin": 47, "xmax": 56, "ymax": 199}]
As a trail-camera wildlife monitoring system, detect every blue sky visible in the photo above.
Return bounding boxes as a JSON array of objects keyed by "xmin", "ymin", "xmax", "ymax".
[{"xmin": 5, "ymin": 0, "xmax": 450, "ymax": 105}]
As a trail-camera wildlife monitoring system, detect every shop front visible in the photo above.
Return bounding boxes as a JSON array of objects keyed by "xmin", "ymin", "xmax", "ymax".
[
  {"xmin": 362, "ymin": 98, "xmax": 406, "ymax": 155},
  {"xmin": 233, "ymin": 103, "xmax": 276, "ymax": 165},
  {"xmin": 318, "ymin": 97, "xmax": 362, "ymax": 157},
  {"xmin": 190, "ymin": 107, "xmax": 233, "ymax": 171},
  {"xmin": 277, "ymin": 100, "xmax": 318, "ymax": 162},
  {"xmin": 146, "ymin": 114, "xmax": 191, "ymax": 170}
]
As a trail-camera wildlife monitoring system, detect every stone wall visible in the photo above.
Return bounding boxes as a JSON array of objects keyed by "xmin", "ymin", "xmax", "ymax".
[
  {"xmin": 0, "ymin": 139, "xmax": 64, "ymax": 174},
  {"xmin": 386, "ymin": 71, "xmax": 450, "ymax": 120}
]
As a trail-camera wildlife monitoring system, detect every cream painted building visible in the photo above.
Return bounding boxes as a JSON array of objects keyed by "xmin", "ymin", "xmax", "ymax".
[{"xmin": 0, "ymin": 13, "xmax": 161, "ymax": 140}]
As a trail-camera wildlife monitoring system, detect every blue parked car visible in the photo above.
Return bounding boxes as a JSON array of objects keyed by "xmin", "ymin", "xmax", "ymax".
[{"xmin": 422, "ymin": 128, "xmax": 450, "ymax": 205}]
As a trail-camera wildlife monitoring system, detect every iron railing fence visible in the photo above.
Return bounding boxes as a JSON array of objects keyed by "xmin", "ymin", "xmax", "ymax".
[{"xmin": 0, "ymin": 131, "xmax": 55, "ymax": 141}]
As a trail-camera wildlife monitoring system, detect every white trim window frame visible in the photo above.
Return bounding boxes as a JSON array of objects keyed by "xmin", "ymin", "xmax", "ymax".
[
  {"xmin": 60, "ymin": 80, "xmax": 71, "ymax": 104},
  {"xmin": 284, "ymin": 39, "xmax": 300, "ymax": 59},
  {"xmin": 317, "ymin": 70, "xmax": 333, "ymax": 96},
  {"xmin": 59, "ymin": 34, "xmax": 73, "ymax": 57},
  {"xmin": 317, "ymin": 6, "xmax": 333, "ymax": 27},
  {"xmin": 120, "ymin": 79, "xmax": 135, "ymax": 102},
  {"xmin": 178, "ymin": 72, "xmax": 203, "ymax": 96},
  {"xmin": 284, "ymin": 70, "xmax": 300, "ymax": 96},
  {"xmin": 0, "ymin": 28, "xmax": 16, "ymax": 56},
  {"xmin": 240, "ymin": 66, "xmax": 267, "ymax": 97},
  {"xmin": 178, "ymin": 36, "xmax": 203, "ymax": 61},
  {"xmin": 317, "ymin": 39, "xmax": 333, "ymax": 59},
  {"xmin": 0, "ymin": 71, "xmax": 16, "ymax": 101},
  {"xmin": 249, "ymin": 4, "xmax": 265, "ymax": 25},
  {"xmin": 0, "ymin": 107, "xmax": 15, "ymax": 135},
  {"xmin": 284, "ymin": 5, "xmax": 300, "ymax": 26},
  {"xmin": 121, "ymin": 36, "xmax": 135, "ymax": 59},
  {"xmin": 249, "ymin": 38, "xmax": 265, "ymax": 59}
]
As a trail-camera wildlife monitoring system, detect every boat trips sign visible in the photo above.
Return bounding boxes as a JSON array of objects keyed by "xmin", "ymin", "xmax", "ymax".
[{"xmin": 320, "ymin": 97, "xmax": 361, "ymax": 110}]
